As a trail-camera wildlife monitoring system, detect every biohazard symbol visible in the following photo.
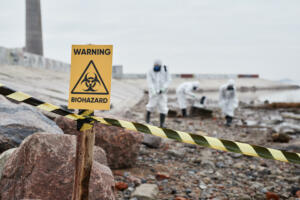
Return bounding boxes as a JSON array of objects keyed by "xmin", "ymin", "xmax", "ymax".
[
  {"xmin": 81, "ymin": 73, "xmax": 100, "ymax": 91},
  {"xmin": 71, "ymin": 60, "xmax": 109, "ymax": 95}
]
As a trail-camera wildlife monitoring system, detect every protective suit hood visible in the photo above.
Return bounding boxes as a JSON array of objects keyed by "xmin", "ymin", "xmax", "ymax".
[{"xmin": 227, "ymin": 79, "xmax": 235, "ymax": 87}]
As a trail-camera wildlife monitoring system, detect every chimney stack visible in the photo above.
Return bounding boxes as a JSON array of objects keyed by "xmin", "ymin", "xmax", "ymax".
[{"xmin": 25, "ymin": 0, "xmax": 43, "ymax": 56}]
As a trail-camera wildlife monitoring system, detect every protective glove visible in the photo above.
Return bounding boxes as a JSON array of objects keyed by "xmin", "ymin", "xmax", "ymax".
[
  {"xmin": 159, "ymin": 88, "xmax": 166, "ymax": 94},
  {"xmin": 200, "ymin": 96, "xmax": 206, "ymax": 104}
]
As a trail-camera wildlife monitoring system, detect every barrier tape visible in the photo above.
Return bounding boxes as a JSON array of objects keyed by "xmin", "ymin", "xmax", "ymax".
[
  {"xmin": 77, "ymin": 110, "xmax": 95, "ymax": 131},
  {"xmin": 0, "ymin": 83, "xmax": 299, "ymax": 164}
]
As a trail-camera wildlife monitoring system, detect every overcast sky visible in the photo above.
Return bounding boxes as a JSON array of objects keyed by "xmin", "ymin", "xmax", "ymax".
[{"xmin": 1, "ymin": 0, "xmax": 299, "ymax": 80}]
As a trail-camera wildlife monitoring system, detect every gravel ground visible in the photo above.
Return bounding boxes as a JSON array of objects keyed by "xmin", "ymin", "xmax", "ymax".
[{"xmin": 113, "ymin": 94, "xmax": 300, "ymax": 200}]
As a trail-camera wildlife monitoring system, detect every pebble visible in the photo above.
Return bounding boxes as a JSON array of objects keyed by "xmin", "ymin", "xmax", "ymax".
[
  {"xmin": 167, "ymin": 148, "xmax": 186, "ymax": 158},
  {"xmin": 233, "ymin": 161, "xmax": 244, "ymax": 169},
  {"xmin": 115, "ymin": 182, "xmax": 128, "ymax": 191},
  {"xmin": 216, "ymin": 161, "xmax": 225, "ymax": 168},
  {"xmin": 156, "ymin": 172, "xmax": 170, "ymax": 180},
  {"xmin": 171, "ymin": 188, "xmax": 177, "ymax": 194},
  {"xmin": 131, "ymin": 184, "xmax": 159, "ymax": 200},
  {"xmin": 199, "ymin": 183, "xmax": 207, "ymax": 189}
]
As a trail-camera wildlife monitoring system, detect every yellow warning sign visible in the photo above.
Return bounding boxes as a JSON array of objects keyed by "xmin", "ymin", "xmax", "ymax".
[{"xmin": 68, "ymin": 45, "xmax": 113, "ymax": 110}]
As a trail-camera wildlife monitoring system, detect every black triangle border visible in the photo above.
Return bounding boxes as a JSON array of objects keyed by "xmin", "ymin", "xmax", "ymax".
[{"xmin": 71, "ymin": 60, "xmax": 109, "ymax": 95}]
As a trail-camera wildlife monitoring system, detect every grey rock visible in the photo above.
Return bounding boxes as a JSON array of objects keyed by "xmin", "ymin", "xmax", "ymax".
[
  {"xmin": 245, "ymin": 120, "xmax": 257, "ymax": 126},
  {"xmin": 216, "ymin": 161, "xmax": 225, "ymax": 168},
  {"xmin": 167, "ymin": 148, "xmax": 186, "ymax": 158},
  {"xmin": 0, "ymin": 96, "xmax": 63, "ymax": 153},
  {"xmin": 0, "ymin": 125, "xmax": 42, "ymax": 153},
  {"xmin": 250, "ymin": 182, "xmax": 264, "ymax": 190},
  {"xmin": 269, "ymin": 115, "xmax": 283, "ymax": 124},
  {"xmin": 142, "ymin": 134, "xmax": 162, "ymax": 148},
  {"xmin": 199, "ymin": 182, "xmax": 207, "ymax": 189},
  {"xmin": 128, "ymin": 187, "xmax": 135, "ymax": 192},
  {"xmin": 273, "ymin": 122, "xmax": 300, "ymax": 134},
  {"xmin": 230, "ymin": 153, "xmax": 243, "ymax": 159},
  {"xmin": 233, "ymin": 161, "xmax": 244, "ymax": 169},
  {"xmin": 201, "ymin": 160, "xmax": 215, "ymax": 169},
  {"xmin": 281, "ymin": 112, "xmax": 300, "ymax": 120},
  {"xmin": 239, "ymin": 194, "xmax": 251, "ymax": 200},
  {"xmin": 131, "ymin": 184, "xmax": 159, "ymax": 200},
  {"xmin": 0, "ymin": 96, "xmax": 62, "ymax": 134},
  {"xmin": 0, "ymin": 148, "xmax": 17, "ymax": 180}
]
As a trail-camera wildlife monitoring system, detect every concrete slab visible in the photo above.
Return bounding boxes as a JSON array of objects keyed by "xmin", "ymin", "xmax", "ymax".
[{"xmin": 0, "ymin": 65, "xmax": 144, "ymax": 116}]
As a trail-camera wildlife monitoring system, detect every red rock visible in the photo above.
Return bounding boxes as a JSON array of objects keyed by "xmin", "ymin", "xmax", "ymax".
[
  {"xmin": 266, "ymin": 192, "xmax": 279, "ymax": 200},
  {"xmin": 55, "ymin": 116, "xmax": 143, "ymax": 169},
  {"xmin": 175, "ymin": 197, "xmax": 188, "ymax": 200},
  {"xmin": 113, "ymin": 170, "xmax": 124, "ymax": 176},
  {"xmin": 156, "ymin": 172, "xmax": 170, "ymax": 180},
  {"xmin": 93, "ymin": 145, "xmax": 108, "ymax": 166},
  {"xmin": 115, "ymin": 182, "xmax": 128, "ymax": 191},
  {"xmin": 296, "ymin": 190, "xmax": 300, "ymax": 198},
  {"xmin": 0, "ymin": 133, "xmax": 115, "ymax": 200}
]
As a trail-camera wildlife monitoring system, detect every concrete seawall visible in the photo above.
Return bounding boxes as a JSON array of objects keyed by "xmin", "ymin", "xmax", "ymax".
[{"xmin": 0, "ymin": 46, "xmax": 70, "ymax": 72}]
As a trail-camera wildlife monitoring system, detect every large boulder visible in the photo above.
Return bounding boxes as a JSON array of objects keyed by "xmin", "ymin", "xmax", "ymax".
[
  {"xmin": 0, "ymin": 96, "xmax": 63, "ymax": 153},
  {"xmin": 55, "ymin": 116, "xmax": 143, "ymax": 169},
  {"xmin": 93, "ymin": 145, "xmax": 108, "ymax": 166},
  {"xmin": 0, "ymin": 133, "xmax": 115, "ymax": 200},
  {"xmin": 0, "ymin": 148, "xmax": 17, "ymax": 180}
]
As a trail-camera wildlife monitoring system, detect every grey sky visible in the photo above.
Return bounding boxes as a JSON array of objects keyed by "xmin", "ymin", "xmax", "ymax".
[{"xmin": 1, "ymin": 0, "xmax": 300, "ymax": 80}]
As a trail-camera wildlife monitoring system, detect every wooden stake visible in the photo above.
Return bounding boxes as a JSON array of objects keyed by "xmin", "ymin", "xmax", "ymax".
[{"xmin": 72, "ymin": 121, "xmax": 95, "ymax": 200}]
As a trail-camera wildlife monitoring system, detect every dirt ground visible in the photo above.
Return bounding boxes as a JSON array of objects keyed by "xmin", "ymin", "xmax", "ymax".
[{"xmin": 114, "ymin": 94, "xmax": 300, "ymax": 200}]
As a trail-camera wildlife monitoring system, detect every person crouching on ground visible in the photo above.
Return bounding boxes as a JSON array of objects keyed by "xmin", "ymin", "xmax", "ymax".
[{"xmin": 176, "ymin": 81, "xmax": 204, "ymax": 117}]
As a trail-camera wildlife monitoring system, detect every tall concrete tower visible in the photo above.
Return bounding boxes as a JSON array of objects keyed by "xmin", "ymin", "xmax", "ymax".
[{"xmin": 25, "ymin": 0, "xmax": 43, "ymax": 56}]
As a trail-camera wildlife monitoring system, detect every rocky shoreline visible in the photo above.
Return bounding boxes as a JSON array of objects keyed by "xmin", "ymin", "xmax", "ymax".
[{"xmin": 0, "ymin": 88, "xmax": 299, "ymax": 199}]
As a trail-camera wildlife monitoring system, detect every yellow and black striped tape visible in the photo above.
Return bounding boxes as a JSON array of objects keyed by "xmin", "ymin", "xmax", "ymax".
[
  {"xmin": 77, "ymin": 110, "xmax": 95, "ymax": 131},
  {"xmin": 0, "ymin": 83, "xmax": 299, "ymax": 164}
]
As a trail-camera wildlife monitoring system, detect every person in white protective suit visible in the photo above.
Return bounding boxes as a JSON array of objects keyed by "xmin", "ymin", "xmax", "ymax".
[
  {"xmin": 146, "ymin": 60, "xmax": 171, "ymax": 127},
  {"xmin": 176, "ymin": 81, "xmax": 205, "ymax": 117},
  {"xmin": 219, "ymin": 79, "xmax": 239, "ymax": 126}
]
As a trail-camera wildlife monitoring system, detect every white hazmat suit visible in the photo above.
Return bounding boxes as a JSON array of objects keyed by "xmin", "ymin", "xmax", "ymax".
[
  {"xmin": 219, "ymin": 79, "xmax": 238, "ymax": 117},
  {"xmin": 146, "ymin": 63, "xmax": 171, "ymax": 114},
  {"xmin": 176, "ymin": 81, "xmax": 200, "ymax": 109}
]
